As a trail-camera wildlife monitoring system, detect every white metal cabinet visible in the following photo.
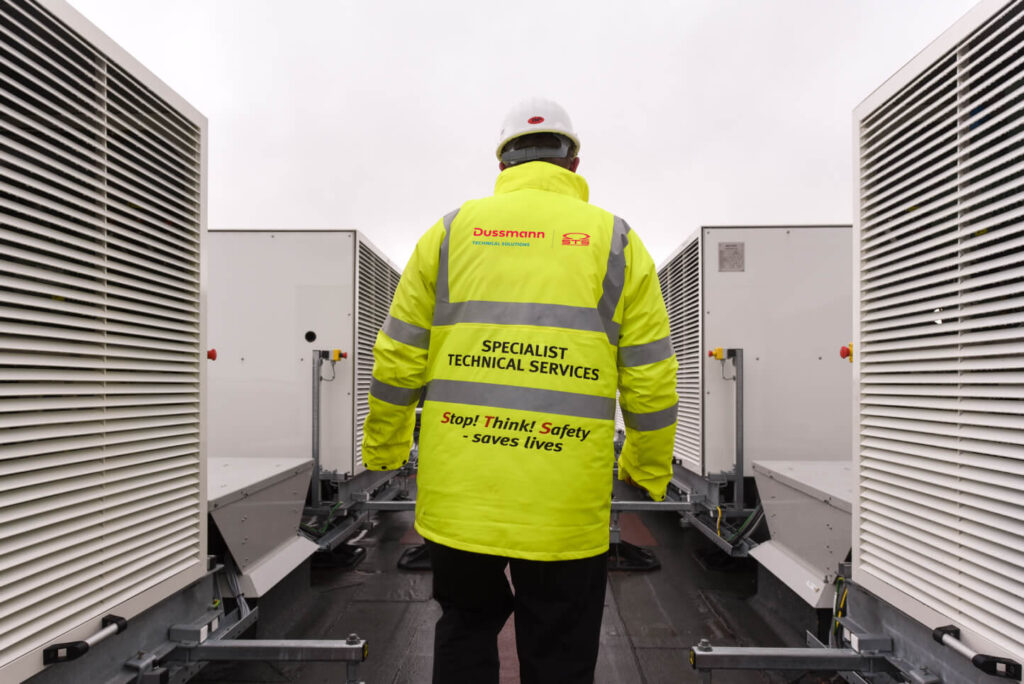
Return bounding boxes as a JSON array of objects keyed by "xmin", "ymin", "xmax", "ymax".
[
  {"xmin": 659, "ymin": 226, "xmax": 853, "ymax": 478},
  {"xmin": 207, "ymin": 230, "xmax": 399, "ymax": 480},
  {"xmin": 0, "ymin": 1, "xmax": 207, "ymax": 680},
  {"xmin": 853, "ymin": 0, "xmax": 1024, "ymax": 664}
]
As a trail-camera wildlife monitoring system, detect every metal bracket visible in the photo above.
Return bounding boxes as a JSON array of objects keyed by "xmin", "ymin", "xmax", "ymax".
[
  {"xmin": 689, "ymin": 639, "xmax": 892, "ymax": 680},
  {"xmin": 167, "ymin": 634, "xmax": 368, "ymax": 684}
]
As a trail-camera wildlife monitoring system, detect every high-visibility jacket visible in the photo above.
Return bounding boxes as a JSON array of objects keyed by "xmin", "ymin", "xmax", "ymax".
[{"xmin": 362, "ymin": 161, "xmax": 678, "ymax": 561}]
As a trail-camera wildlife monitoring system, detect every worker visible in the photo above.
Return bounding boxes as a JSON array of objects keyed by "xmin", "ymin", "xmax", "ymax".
[{"xmin": 362, "ymin": 97, "xmax": 678, "ymax": 684}]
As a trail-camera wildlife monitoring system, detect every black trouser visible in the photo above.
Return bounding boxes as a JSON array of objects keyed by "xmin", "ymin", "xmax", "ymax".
[{"xmin": 425, "ymin": 539, "xmax": 607, "ymax": 684}]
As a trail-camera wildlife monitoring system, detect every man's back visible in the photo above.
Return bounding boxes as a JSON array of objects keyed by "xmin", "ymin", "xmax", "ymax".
[
  {"xmin": 418, "ymin": 161, "xmax": 625, "ymax": 560},
  {"xmin": 364, "ymin": 160, "xmax": 678, "ymax": 560},
  {"xmin": 360, "ymin": 99, "xmax": 678, "ymax": 683}
]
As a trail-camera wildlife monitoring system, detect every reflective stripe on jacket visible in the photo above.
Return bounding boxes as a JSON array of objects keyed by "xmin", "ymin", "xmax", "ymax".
[{"xmin": 362, "ymin": 161, "xmax": 678, "ymax": 560}]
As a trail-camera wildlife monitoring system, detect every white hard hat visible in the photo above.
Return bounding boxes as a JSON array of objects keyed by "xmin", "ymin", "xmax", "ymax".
[{"xmin": 495, "ymin": 97, "xmax": 580, "ymax": 161}]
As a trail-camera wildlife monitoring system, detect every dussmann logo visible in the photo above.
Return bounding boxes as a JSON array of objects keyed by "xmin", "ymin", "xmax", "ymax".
[
  {"xmin": 562, "ymin": 232, "xmax": 590, "ymax": 246},
  {"xmin": 473, "ymin": 227, "xmax": 545, "ymax": 239}
]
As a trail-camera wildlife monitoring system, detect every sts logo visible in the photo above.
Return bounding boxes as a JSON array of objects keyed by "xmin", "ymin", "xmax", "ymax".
[{"xmin": 561, "ymin": 232, "xmax": 590, "ymax": 246}]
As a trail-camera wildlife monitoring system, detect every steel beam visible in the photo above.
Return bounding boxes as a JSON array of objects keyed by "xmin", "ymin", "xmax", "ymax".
[
  {"xmin": 354, "ymin": 500, "xmax": 694, "ymax": 512},
  {"xmin": 690, "ymin": 645, "xmax": 885, "ymax": 672},
  {"xmin": 170, "ymin": 638, "xmax": 367, "ymax": 663}
]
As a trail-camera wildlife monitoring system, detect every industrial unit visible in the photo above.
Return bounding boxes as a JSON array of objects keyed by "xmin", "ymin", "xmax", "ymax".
[
  {"xmin": 0, "ymin": 0, "xmax": 1021, "ymax": 682},
  {"xmin": 692, "ymin": 0, "xmax": 1024, "ymax": 681},
  {"xmin": 656, "ymin": 224, "xmax": 855, "ymax": 612}
]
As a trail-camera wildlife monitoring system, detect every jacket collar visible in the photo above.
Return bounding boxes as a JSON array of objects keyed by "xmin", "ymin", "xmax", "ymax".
[{"xmin": 494, "ymin": 161, "xmax": 589, "ymax": 203}]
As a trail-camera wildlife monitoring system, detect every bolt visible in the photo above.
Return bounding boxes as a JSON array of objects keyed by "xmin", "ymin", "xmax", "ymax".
[
  {"xmin": 346, "ymin": 633, "xmax": 360, "ymax": 645},
  {"xmin": 697, "ymin": 638, "xmax": 712, "ymax": 652}
]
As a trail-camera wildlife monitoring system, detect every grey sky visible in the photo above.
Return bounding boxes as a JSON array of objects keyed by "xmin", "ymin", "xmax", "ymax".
[{"xmin": 68, "ymin": 0, "xmax": 979, "ymax": 268}]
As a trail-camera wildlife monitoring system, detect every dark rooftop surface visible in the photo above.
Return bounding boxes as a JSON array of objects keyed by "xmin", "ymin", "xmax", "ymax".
[{"xmin": 196, "ymin": 482, "xmax": 825, "ymax": 684}]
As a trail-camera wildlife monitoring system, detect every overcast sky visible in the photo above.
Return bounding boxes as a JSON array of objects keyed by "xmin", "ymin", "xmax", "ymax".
[{"xmin": 68, "ymin": 0, "xmax": 979, "ymax": 269}]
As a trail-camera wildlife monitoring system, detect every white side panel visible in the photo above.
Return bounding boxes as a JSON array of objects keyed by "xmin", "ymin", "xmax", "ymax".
[
  {"xmin": 207, "ymin": 231, "xmax": 355, "ymax": 475},
  {"xmin": 701, "ymin": 227, "xmax": 853, "ymax": 476},
  {"xmin": 853, "ymin": 0, "xmax": 1024, "ymax": 663},
  {"xmin": 0, "ymin": 0, "xmax": 207, "ymax": 680}
]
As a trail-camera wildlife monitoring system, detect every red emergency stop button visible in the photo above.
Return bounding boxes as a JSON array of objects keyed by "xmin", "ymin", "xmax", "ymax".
[
  {"xmin": 840, "ymin": 344, "xmax": 853, "ymax": 362},
  {"xmin": 207, "ymin": 349, "xmax": 217, "ymax": 361}
]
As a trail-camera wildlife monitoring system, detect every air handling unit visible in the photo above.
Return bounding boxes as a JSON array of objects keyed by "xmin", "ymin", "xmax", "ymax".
[
  {"xmin": 0, "ymin": 0, "xmax": 206, "ymax": 680},
  {"xmin": 206, "ymin": 230, "xmax": 401, "ymax": 490},
  {"xmin": 689, "ymin": 1, "xmax": 1024, "ymax": 681},
  {"xmin": 851, "ymin": 0, "xmax": 1024, "ymax": 675},
  {"xmin": 657, "ymin": 226, "xmax": 853, "ymax": 487}
]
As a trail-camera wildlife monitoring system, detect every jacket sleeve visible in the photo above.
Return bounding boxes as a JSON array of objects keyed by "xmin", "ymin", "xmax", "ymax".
[
  {"xmin": 615, "ymin": 228, "xmax": 678, "ymax": 500},
  {"xmin": 361, "ymin": 220, "xmax": 446, "ymax": 471}
]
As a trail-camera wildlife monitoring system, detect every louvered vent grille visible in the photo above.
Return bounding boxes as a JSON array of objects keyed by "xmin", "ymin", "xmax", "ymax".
[
  {"xmin": 857, "ymin": 0, "xmax": 1024, "ymax": 659},
  {"xmin": 354, "ymin": 240, "xmax": 400, "ymax": 466},
  {"xmin": 658, "ymin": 236, "xmax": 702, "ymax": 473},
  {"xmin": 0, "ymin": 0, "xmax": 201, "ymax": 669}
]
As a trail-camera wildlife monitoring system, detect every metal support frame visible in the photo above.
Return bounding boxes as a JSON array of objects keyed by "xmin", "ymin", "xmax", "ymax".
[
  {"xmin": 726, "ymin": 348, "xmax": 744, "ymax": 510},
  {"xmin": 168, "ymin": 635, "xmax": 367, "ymax": 684},
  {"xmin": 690, "ymin": 618, "xmax": 1024, "ymax": 683},
  {"xmin": 351, "ymin": 500, "xmax": 695, "ymax": 514},
  {"xmin": 690, "ymin": 644, "xmax": 888, "ymax": 673},
  {"xmin": 311, "ymin": 351, "xmax": 325, "ymax": 509}
]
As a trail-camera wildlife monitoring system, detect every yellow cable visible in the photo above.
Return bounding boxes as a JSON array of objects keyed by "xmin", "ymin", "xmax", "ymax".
[{"xmin": 716, "ymin": 506, "xmax": 722, "ymax": 537}]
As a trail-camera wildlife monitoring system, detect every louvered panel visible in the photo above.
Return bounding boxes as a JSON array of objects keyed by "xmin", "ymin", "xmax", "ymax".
[
  {"xmin": 0, "ymin": 403, "xmax": 197, "ymax": 429},
  {"xmin": 3, "ymin": 129, "xmax": 197, "ymax": 241},
  {"xmin": 862, "ymin": 437, "xmax": 1024, "ymax": 477},
  {"xmin": 0, "ymin": 35, "xmax": 198, "ymax": 185},
  {"xmin": 658, "ymin": 235, "xmax": 701, "ymax": 473},
  {"xmin": 862, "ymin": 518, "xmax": 1024, "ymax": 592},
  {"xmin": 0, "ymin": 435, "xmax": 198, "ymax": 480},
  {"xmin": 0, "ymin": 542, "xmax": 196, "ymax": 652},
  {"xmin": 0, "ymin": 394, "xmax": 195, "ymax": 413},
  {"xmin": 860, "ymin": 61, "xmax": 957, "ymax": 169},
  {"xmin": 0, "ymin": 0, "xmax": 205, "ymax": 677},
  {"xmin": 862, "ymin": 310, "xmax": 1024, "ymax": 343},
  {"xmin": 862, "ymin": 251, "xmax": 1024, "ymax": 311},
  {"xmin": 861, "ymin": 201, "xmax": 1023, "ymax": 273},
  {"xmin": 863, "ymin": 383, "xmax": 1024, "ymax": 399},
  {"xmin": 0, "ymin": 496, "xmax": 197, "ymax": 586},
  {"xmin": 0, "ymin": 321, "xmax": 196, "ymax": 351},
  {"xmin": 861, "ymin": 287, "xmax": 1024, "ymax": 331},
  {"xmin": 863, "ymin": 395, "xmax": 1024, "ymax": 415},
  {"xmin": 862, "ymin": 516, "xmax": 1024, "ymax": 608},
  {"xmin": 0, "ymin": 257, "xmax": 200, "ymax": 315},
  {"xmin": 860, "ymin": 421, "xmax": 1024, "ymax": 458},
  {"xmin": 0, "ymin": 475, "xmax": 199, "ymax": 548},
  {"xmin": 0, "ymin": 74, "xmax": 198, "ymax": 217},
  {"xmin": 855, "ymin": 0, "xmax": 1024, "ymax": 662},
  {"xmin": 860, "ymin": 525, "xmax": 1024, "ymax": 626},
  {"xmin": 0, "ymin": 290, "xmax": 198, "ymax": 335},
  {"xmin": 0, "ymin": 219, "xmax": 198, "ymax": 303},
  {"xmin": 0, "ymin": 174, "xmax": 198, "ymax": 269},
  {"xmin": 0, "ymin": 335, "xmax": 197, "ymax": 363},
  {"xmin": 860, "ymin": 476, "xmax": 1023, "ymax": 551},
  {"xmin": 863, "ymin": 339, "xmax": 1024, "ymax": 363},
  {"xmin": 354, "ymin": 237, "xmax": 401, "ymax": 469},
  {"xmin": 1, "ymin": 122, "xmax": 195, "ymax": 226},
  {"xmin": 0, "ymin": 449, "xmax": 199, "ymax": 500},
  {"xmin": 861, "ymin": 485, "xmax": 1024, "ymax": 566},
  {"xmin": 1, "ymin": 515, "xmax": 197, "ymax": 605}
]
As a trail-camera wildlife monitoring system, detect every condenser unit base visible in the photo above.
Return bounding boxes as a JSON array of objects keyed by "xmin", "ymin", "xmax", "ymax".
[
  {"xmin": 751, "ymin": 460, "xmax": 852, "ymax": 609},
  {"xmin": 209, "ymin": 457, "xmax": 316, "ymax": 597}
]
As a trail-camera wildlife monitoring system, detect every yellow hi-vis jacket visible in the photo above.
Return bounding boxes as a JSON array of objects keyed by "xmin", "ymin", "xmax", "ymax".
[{"xmin": 362, "ymin": 161, "xmax": 678, "ymax": 561}]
